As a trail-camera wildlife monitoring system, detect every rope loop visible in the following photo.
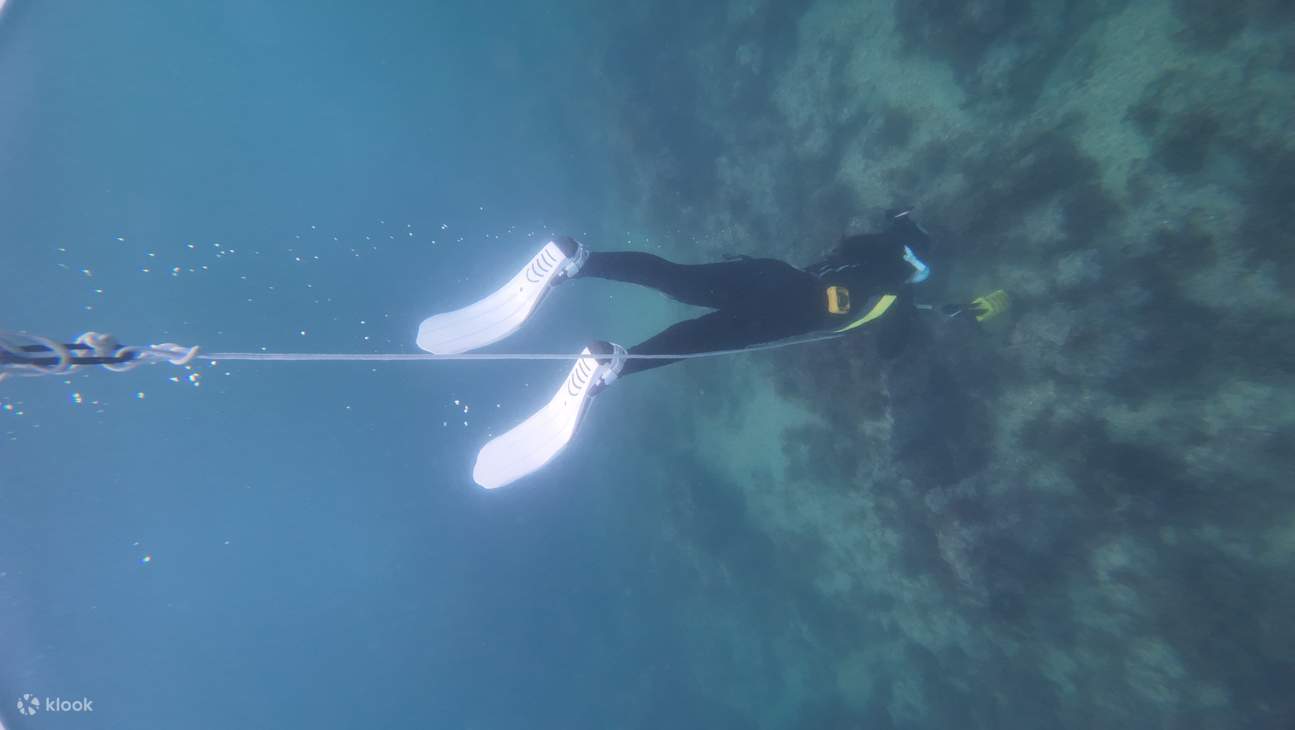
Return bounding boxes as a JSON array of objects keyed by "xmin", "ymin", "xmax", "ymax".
[
  {"xmin": 0, "ymin": 331, "xmax": 203, "ymax": 380},
  {"xmin": 0, "ymin": 332, "xmax": 73, "ymax": 380}
]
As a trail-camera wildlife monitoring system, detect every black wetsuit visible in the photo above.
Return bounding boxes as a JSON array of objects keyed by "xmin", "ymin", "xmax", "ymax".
[{"xmin": 574, "ymin": 216, "xmax": 932, "ymax": 376}]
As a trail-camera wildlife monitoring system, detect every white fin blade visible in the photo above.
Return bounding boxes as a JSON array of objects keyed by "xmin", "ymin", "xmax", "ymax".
[
  {"xmin": 416, "ymin": 241, "xmax": 567, "ymax": 354},
  {"xmin": 472, "ymin": 349, "xmax": 602, "ymax": 489}
]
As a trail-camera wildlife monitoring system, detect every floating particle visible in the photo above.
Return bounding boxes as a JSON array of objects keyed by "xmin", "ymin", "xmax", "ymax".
[
  {"xmin": 140, "ymin": 555, "xmax": 152, "ymax": 564},
  {"xmin": 72, "ymin": 392, "xmax": 83, "ymax": 404}
]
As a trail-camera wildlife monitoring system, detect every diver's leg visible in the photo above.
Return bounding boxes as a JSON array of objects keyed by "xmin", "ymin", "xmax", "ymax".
[
  {"xmin": 619, "ymin": 307, "xmax": 812, "ymax": 377},
  {"xmin": 579, "ymin": 252, "xmax": 811, "ymax": 310},
  {"xmin": 578, "ymin": 252, "xmax": 734, "ymax": 308}
]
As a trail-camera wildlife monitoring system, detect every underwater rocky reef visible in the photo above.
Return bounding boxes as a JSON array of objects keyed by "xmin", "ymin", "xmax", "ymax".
[{"xmin": 587, "ymin": 0, "xmax": 1295, "ymax": 727}]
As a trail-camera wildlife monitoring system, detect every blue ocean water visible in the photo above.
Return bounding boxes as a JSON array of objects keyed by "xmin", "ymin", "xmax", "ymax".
[
  {"xmin": 6, "ymin": 1, "xmax": 1295, "ymax": 729},
  {"xmin": 1, "ymin": 2, "xmax": 684, "ymax": 728}
]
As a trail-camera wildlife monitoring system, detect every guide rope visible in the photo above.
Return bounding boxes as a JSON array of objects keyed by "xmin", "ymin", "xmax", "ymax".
[{"xmin": 1, "ymin": 330, "xmax": 849, "ymax": 382}]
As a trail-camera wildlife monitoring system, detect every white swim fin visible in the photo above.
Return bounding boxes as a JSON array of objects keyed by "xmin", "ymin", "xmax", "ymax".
[
  {"xmin": 473, "ymin": 341, "xmax": 626, "ymax": 489},
  {"xmin": 416, "ymin": 238, "xmax": 588, "ymax": 355}
]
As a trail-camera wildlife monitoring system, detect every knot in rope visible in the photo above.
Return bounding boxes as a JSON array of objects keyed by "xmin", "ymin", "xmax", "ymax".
[
  {"xmin": 92, "ymin": 337, "xmax": 201, "ymax": 372},
  {"xmin": 144, "ymin": 343, "xmax": 202, "ymax": 367}
]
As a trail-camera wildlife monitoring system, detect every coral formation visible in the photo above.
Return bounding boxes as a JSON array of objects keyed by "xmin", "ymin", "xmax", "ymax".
[{"xmin": 589, "ymin": 0, "xmax": 1295, "ymax": 727}]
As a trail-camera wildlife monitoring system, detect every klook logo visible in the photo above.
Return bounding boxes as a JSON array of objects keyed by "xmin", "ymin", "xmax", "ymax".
[
  {"xmin": 15, "ymin": 693, "xmax": 39, "ymax": 716},
  {"xmin": 43, "ymin": 696, "xmax": 95, "ymax": 713},
  {"xmin": 13, "ymin": 693, "xmax": 95, "ymax": 716}
]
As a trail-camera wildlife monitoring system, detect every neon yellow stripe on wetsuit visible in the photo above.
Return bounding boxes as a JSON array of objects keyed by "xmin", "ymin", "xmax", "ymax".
[{"xmin": 834, "ymin": 294, "xmax": 898, "ymax": 333}]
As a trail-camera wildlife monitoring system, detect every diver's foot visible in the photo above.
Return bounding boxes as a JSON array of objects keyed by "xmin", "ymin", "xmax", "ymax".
[
  {"xmin": 587, "ymin": 339, "xmax": 627, "ymax": 397},
  {"xmin": 553, "ymin": 235, "xmax": 589, "ymax": 282}
]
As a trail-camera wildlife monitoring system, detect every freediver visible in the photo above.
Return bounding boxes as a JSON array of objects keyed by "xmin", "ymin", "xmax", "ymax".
[{"xmin": 417, "ymin": 210, "xmax": 989, "ymax": 489}]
